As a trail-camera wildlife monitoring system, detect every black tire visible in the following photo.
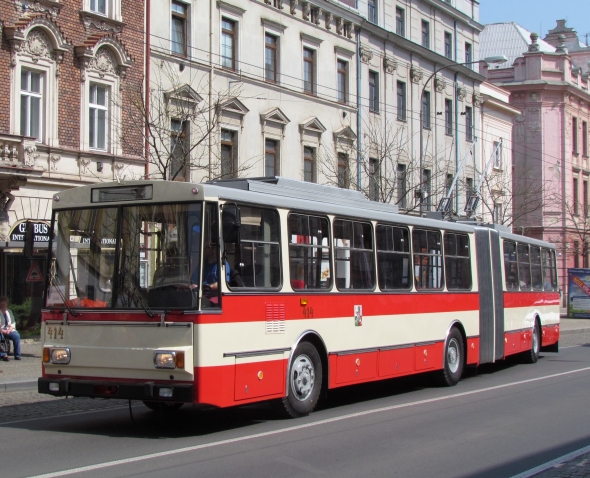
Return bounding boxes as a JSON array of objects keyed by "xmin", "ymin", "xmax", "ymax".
[
  {"xmin": 522, "ymin": 320, "xmax": 541, "ymax": 364},
  {"xmin": 282, "ymin": 342, "xmax": 322, "ymax": 418},
  {"xmin": 142, "ymin": 401, "xmax": 184, "ymax": 412},
  {"xmin": 439, "ymin": 328, "xmax": 464, "ymax": 387}
]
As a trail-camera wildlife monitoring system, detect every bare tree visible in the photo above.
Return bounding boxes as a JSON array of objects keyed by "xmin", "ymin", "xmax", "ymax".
[
  {"xmin": 318, "ymin": 118, "xmax": 453, "ymax": 214},
  {"xmin": 114, "ymin": 61, "xmax": 255, "ymax": 182}
]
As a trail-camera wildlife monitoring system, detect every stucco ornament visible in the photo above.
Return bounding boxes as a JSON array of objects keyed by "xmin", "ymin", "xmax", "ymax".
[
  {"xmin": 314, "ymin": 8, "xmax": 321, "ymax": 26},
  {"xmin": 410, "ymin": 67, "xmax": 423, "ymax": 83},
  {"xmin": 325, "ymin": 11, "xmax": 332, "ymax": 30},
  {"xmin": 80, "ymin": 157, "xmax": 91, "ymax": 174},
  {"xmin": 89, "ymin": 47, "xmax": 117, "ymax": 77},
  {"xmin": 360, "ymin": 46, "xmax": 373, "ymax": 64},
  {"xmin": 556, "ymin": 34, "xmax": 568, "ymax": 54},
  {"xmin": 529, "ymin": 92, "xmax": 540, "ymax": 102},
  {"xmin": 290, "ymin": 0, "xmax": 298, "ymax": 15},
  {"xmin": 50, "ymin": 154, "xmax": 60, "ymax": 171},
  {"xmin": 457, "ymin": 87, "xmax": 467, "ymax": 101},
  {"xmin": 434, "ymin": 76, "xmax": 445, "ymax": 91},
  {"xmin": 82, "ymin": 16, "xmax": 123, "ymax": 34},
  {"xmin": 25, "ymin": 29, "xmax": 53, "ymax": 61},
  {"xmin": 24, "ymin": 145, "xmax": 38, "ymax": 167},
  {"xmin": 384, "ymin": 57, "xmax": 397, "ymax": 74},
  {"xmin": 528, "ymin": 32, "xmax": 540, "ymax": 52},
  {"xmin": 473, "ymin": 94, "xmax": 484, "ymax": 107},
  {"xmin": 336, "ymin": 17, "xmax": 344, "ymax": 35},
  {"xmin": 15, "ymin": 1, "xmax": 59, "ymax": 21},
  {"xmin": 302, "ymin": 2, "xmax": 310, "ymax": 21}
]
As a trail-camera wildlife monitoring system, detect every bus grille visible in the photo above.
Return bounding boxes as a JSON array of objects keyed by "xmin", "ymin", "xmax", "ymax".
[{"xmin": 266, "ymin": 303, "xmax": 285, "ymax": 334}]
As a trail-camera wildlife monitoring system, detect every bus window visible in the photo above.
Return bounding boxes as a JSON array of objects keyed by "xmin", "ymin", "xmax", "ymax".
[
  {"xmin": 48, "ymin": 208, "xmax": 117, "ymax": 308},
  {"xmin": 288, "ymin": 214, "xmax": 331, "ymax": 290},
  {"xmin": 230, "ymin": 206, "xmax": 280, "ymax": 289},
  {"xmin": 412, "ymin": 229, "xmax": 443, "ymax": 290},
  {"xmin": 503, "ymin": 241, "xmax": 519, "ymax": 290},
  {"xmin": 444, "ymin": 233, "xmax": 472, "ymax": 290},
  {"xmin": 530, "ymin": 246, "xmax": 543, "ymax": 291},
  {"xmin": 541, "ymin": 249, "xmax": 553, "ymax": 290},
  {"xmin": 334, "ymin": 219, "xmax": 375, "ymax": 290},
  {"xmin": 376, "ymin": 224, "xmax": 411, "ymax": 290},
  {"xmin": 122, "ymin": 203, "xmax": 201, "ymax": 309},
  {"xmin": 517, "ymin": 244, "xmax": 531, "ymax": 290},
  {"xmin": 551, "ymin": 249, "xmax": 558, "ymax": 290}
]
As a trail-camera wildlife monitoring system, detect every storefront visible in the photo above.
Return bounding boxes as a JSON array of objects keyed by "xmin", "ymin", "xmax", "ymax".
[{"xmin": 0, "ymin": 220, "xmax": 50, "ymax": 334}]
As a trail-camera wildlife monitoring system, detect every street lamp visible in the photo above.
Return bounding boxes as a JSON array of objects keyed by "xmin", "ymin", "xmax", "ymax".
[{"xmin": 418, "ymin": 55, "xmax": 507, "ymax": 215}]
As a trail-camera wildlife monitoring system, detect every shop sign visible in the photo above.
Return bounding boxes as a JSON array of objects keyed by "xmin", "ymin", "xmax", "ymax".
[{"xmin": 9, "ymin": 221, "xmax": 51, "ymax": 242}]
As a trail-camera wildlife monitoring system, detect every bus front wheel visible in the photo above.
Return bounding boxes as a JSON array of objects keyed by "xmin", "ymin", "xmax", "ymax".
[{"xmin": 282, "ymin": 342, "xmax": 322, "ymax": 418}]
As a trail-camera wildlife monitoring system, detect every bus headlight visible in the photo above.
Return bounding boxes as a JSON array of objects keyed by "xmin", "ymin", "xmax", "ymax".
[
  {"xmin": 154, "ymin": 351, "xmax": 185, "ymax": 369},
  {"xmin": 50, "ymin": 348, "xmax": 71, "ymax": 364}
]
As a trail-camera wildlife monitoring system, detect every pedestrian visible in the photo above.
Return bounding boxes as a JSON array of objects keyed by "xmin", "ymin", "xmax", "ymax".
[{"xmin": 0, "ymin": 296, "xmax": 21, "ymax": 361}]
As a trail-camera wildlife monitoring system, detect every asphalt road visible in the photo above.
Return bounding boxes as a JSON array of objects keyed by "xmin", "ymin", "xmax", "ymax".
[{"xmin": 3, "ymin": 335, "xmax": 590, "ymax": 478}]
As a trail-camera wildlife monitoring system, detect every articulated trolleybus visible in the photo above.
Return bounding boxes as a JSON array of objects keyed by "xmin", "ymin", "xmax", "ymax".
[{"xmin": 39, "ymin": 178, "xmax": 560, "ymax": 416}]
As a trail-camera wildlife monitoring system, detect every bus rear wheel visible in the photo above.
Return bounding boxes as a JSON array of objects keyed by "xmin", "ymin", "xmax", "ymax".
[
  {"xmin": 439, "ymin": 328, "xmax": 464, "ymax": 387},
  {"xmin": 142, "ymin": 401, "xmax": 184, "ymax": 412},
  {"xmin": 282, "ymin": 342, "xmax": 322, "ymax": 418},
  {"xmin": 522, "ymin": 320, "xmax": 541, "ymax": 364}
]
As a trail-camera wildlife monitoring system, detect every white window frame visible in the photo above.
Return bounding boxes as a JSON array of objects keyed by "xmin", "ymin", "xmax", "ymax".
[
  {"xmin": 20, "ymin": 70, "xmax": 43, "ymax": 141},
  {"xmin": 171, "ymin": 0, "xmax": 189, "ymax": 56},
  {"xmin": 83, "ymin": 0, "xmax": 122, "ymax": 22},
  {"xmin": 90, "ymin": 0, "xmax": 107, "ymax": 16},
  {"xmin": 89, "ymin": 83, "xmax": 109, "ymax": 151},
  {"xmin": 10, "ymin": 31, "xmax": 59, "ymax": 147},
  {"xmin": 220, "ymin": 127, "xmax": 239, "ymax": 179},
  {"xmin": 219, "ymin": 8, "xmax": 242, "ymax": 71},
  {"xmin": 80, "ymin": 69, "xmax": 121, "ymax": 155},
  {"xmin": 493, "ymin": 141, "xmax": 502, "ymax": 169}
]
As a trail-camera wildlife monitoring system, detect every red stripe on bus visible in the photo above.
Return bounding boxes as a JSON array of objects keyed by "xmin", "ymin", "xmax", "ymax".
[{"xmin": 503, "ymin": 292, "xmax": 560, "ymax": 308}]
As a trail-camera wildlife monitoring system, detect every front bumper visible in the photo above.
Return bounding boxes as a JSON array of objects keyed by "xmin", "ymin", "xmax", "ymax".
[{"xmin": 38, "ymin": 377, "xmax": 193, "ymax": 402}]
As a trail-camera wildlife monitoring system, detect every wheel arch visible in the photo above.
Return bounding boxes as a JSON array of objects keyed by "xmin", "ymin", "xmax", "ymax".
[
  {"xmin": 286, "ymin": 330, "xmax": 329, "ymax": 398},
  {"xmin": 443, "ymin": 320, "xmax": 467, "ymax": 365}
]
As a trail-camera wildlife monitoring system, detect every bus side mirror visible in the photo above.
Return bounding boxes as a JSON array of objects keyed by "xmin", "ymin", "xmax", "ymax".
[
  {"xmin": 222, "ymin": 204, "xmax": 241, "ymax": 244},
  {"xmin": 24, "ymin": 221, "xmax": 34, "ymax": 259}
]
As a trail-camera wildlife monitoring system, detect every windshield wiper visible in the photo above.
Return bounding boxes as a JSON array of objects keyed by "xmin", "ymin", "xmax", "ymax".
[
  {"xmin": 118, "ymin": 267, "xmax": 154, "ymax": 318},
  {"xmin": 48, "ymin": 270, "xmax": 78, "ymax": 318}
]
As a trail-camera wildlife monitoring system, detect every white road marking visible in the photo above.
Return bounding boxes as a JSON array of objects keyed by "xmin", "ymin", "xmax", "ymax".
[
  {"xmin": 29, "ymin": 365, "xmax": 590, "ymax": 478},
  {"xmin": 510, "ymin": 444, "xmax": 590, "ymax": 478},
  {"xmin": 0, "ymin": 406, "xmax": 131, "ymax": 427}
]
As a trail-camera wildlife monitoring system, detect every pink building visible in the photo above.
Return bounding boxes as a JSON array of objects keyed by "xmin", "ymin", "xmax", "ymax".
[{"xmin": 481, "ymin": 20, "xmax": 590, "ymax": 307}]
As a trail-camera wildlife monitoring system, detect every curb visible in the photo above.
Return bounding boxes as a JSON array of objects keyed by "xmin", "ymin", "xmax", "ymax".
[{"xmin": 0, "ymin": 380, "xmax": 37, "ymax": 393}]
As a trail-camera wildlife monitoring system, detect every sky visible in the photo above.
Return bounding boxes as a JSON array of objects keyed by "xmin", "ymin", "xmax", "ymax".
[{"xmin": 480, "ymin": 0, "xmax": 590, "ymax": 42}]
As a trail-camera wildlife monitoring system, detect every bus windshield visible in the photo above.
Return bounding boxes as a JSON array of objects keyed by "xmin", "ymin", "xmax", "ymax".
[{"xmin": 46, "ymin": 202, "xmax": 203, "ymax": 310}]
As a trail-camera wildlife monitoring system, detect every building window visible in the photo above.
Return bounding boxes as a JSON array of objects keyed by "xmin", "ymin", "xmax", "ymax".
[
  {"xmin": 337, "ymin": 153, "xmax": 349, "ymax": 188},
  {"xmin": 221, "ymin": 18, "xmax": 236, "ymax": 70},
  {"xmin": 337, "ymin": 60, "xmax": 348, "ymax": 104},
  {"xmin": 397, "ymin": 81, "xmax": 406, "ymax": 121},
  {"xmin": 466, "ymin": 177, "xmax": 474, "ymax": 207},
  {"xmin": 170, "ymin": 119, "xmax": 188, "ymax": 181},
  {"xmin": 396, "ymin": 7, "xmax": 405, "ymax": 37},
  {"xmin": 369, "ymin": 71, "xmax": 379, "ymax": 113},
  {"xmin": 465, "ymin": 106, "xmax": 473, "ymax": 141},
  {"xmin": 303, "ymin": 146, "xmax": 316, "ymax": 182},
  {"xmin": 20, "ymin": 70, "xmax": 43, "ymax": 140},
  {"xmin": 465, "ymin": 42, "xmax": 472, "ymax": 66},
  {"xmin": 584, "ymin": 180, "xmax": 588, "ymax": 216},
  {"xmin": 493, "ymin": 203, "xmax": 502, "ymax": 224},
  {"xmin": 446, "ymin": 174, "xmax": 454, "ymax": 199},
  {"xmin": 444, "ymin": 32, "xmax": 453, "ymax": 59},
  {"xmin": 368, "ymin": 0, "xmax": 377, "ymax": 24},
  {"xmin": 421, "ymin": 20, "xmax": 430, "ymax": 49},
  {"xmin": 397, "ymin": 164, "xmax": 407, "ymax": 208},
  {"xmin": 493, "ymin": 141, "xmax": 502, "ymax": 168},
  {"xmin": 221, "ymin": 129, "xmax": 236, "ymax": 179},
  {"xmin": 583, "ymin": 121, "xmax": 588, "ymax": 156},
  {"xmin": 573, "ymin": 117, "xmax": 578, "ymax": 153},
  {"xmin": 90, "ymin": 0, "xmax": 107, "ymax": 15},
  {"xmin": 171, "ymin": 1, "xmax": 187, "ymax": 55},
  {"xmin": 303, "ymin": 47, "xmax": 315, "ymax": 95},
  {"xmin": 574, "ymin": 241, "xmax": 580, "ymax": 268},
  {"xmin": 265, "ymin": 138, "xmax": 279, "ymax": 177},
  {"xmin": 445, "ymin": 99, "xmax": 452, "ymax": 135},
  {"xmin": 89, "ymin": 83, "xmax": 108, "ymax": 150},
  {"xmin": 574, "ymin": 177, "xmax": 579, "ymax": 215},
  {"xmin": 422, "ymin": 169, "xmax": 431, "ymax": 210},
  {"xmin": 422, "ymin": 91, "xmax": 430, "ymax": 129},
  {"xmin": 264, "ymin": 33, "xmax": 278, "ymax": 83},
  {"xmin": 369, "ymin": 158, "xmax": 379, "ymax": 201}
]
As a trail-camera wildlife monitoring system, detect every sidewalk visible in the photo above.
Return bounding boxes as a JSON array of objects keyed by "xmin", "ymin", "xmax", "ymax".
[{"xmin": 1, "ymin": 318, "xmax": 588, "ymax": 393}]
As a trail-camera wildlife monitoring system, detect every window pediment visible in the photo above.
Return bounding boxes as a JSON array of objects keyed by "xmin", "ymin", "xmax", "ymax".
[
  {"xmin": 333, "ymin": 125, "xmax": 356, "ymax": 141},
  {"xmin": 5, "ymin": 18, "xmax": 70, "ymax": 66},
  {"xmin": 220, "ymin": 97, "xmax": 249, "ymax": 116},
  {"xmin": 165, "ymin": 84, "xmax": 204, "ymax": 106},
  {"xmin": 75, "ymin": 34, "xmax": 133, "ymax": 81},
  {"xmin": 299, "ymin": 117, "xmax": 326, "ymax": 134},
  {"xmin": 260, "ymin": 107, "xmax": 290, "ymax": 126}
]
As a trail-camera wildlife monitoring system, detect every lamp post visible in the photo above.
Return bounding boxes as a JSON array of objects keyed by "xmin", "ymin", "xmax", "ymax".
[{"xmin": 418, "ymin": 55, "xmax": 507, "ymax": 215}]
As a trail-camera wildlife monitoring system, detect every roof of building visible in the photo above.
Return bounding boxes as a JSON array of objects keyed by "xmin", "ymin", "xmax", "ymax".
[{"xmin": 480, "ymin": 22, "xmax": 555, "ymax": 69}]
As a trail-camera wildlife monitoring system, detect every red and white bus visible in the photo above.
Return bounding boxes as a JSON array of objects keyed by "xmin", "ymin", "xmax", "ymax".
[{"xmin": 39, "ymin": 178, "xmax": 560, "ymax": 417}]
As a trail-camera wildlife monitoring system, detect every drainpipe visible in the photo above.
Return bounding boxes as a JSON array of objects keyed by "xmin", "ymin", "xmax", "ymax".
[
  {"xmin": 144, "ymin": 0, "xmax": 151, "ymax": 179},
  {"xmin": 454, "ymin": 71, "xmax": 459, "ymax": 214},
  {"xmin": 209, "ymin": 0, "xmax": 214, "ymax": 180},
  {"xmin": 356, "ymin": 27, "xmax": 362, "ymax": 191}
]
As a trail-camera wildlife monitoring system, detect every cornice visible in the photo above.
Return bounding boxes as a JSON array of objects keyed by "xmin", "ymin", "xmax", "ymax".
[{"xmin": 422, "ymin": 0, "xmax": 484, "ymax": 32}]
